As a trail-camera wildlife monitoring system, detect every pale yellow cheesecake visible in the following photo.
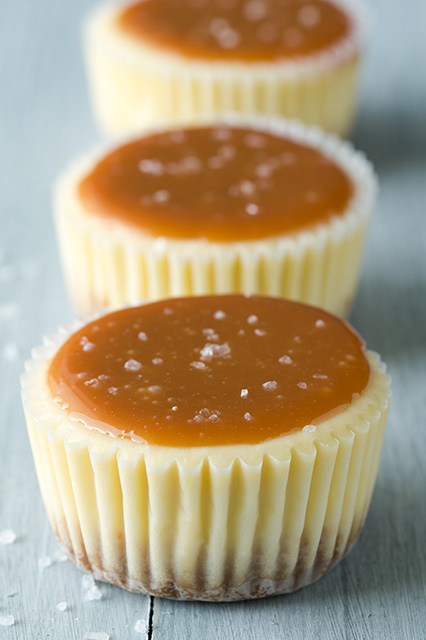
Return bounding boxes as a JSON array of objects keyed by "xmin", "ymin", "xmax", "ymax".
[
  {"xmin": 54, "ymin": 116, "xmax": 376, "ymax": 317},
  {"xmin": 21, "ymin": 295, "xmax": 390, "ymax": 600},
  {"xmin": 84, "ymin": 0, "xmax": 367, "ymax": 135}
]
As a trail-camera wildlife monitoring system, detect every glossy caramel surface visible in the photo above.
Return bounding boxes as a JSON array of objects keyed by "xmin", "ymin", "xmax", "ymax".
[
  {"xmin": 48, "ymin": 296, "xmax": 370, "ymax": 447},
  {"xmin": 117, "ymin": 0, "xmax": 352, "ymax": 62},
  {"xmin": 78, "ymin": 126, "xmax": 353, "ymax": 242}
]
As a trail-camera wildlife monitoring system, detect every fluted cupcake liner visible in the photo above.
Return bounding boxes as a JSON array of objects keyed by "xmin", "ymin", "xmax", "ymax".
[
  {"xmin": 54, "ymin": 115, "xmax": 377, "ymax": 317},
  {"xmin": 83, "ymin": 1, "xmax": 367, "ymax": 136},
  {"xmin": 21, "ymin": 322, "xmax": 390, "ymax": 601}
]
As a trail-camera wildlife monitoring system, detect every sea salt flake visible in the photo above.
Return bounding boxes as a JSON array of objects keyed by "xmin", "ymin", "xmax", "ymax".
[
  {"xmin": 313, "ymin": 373, "xmax": 328, "ymax": 380},
  {"xmin": 85, "ymin": 585, "xmax": 103, "ymax": 601},
  {"xmin": 124, "ymin": 359, "xmax": 142, "ymax": 372},
  {"xmin": 152, "ymin": 189, "xmax": 170, "ymax": 204},
  {"xmin": 108, "ymin": 386, "xmax": 118, "ymax": 395},
  {"xmin": 38, "ymin": 556, "xmax": 53, "ymax": 569},
  {"xmin": 190, "ymin": 361, "xmax": 207, "ymax": 370},
  {"xmin": 244, "ymin": 133, "xmax": 266, "ymax": 149},
  {"xmin": 84, "ymin": 633, "xmax": 109, "ymax": 640},
  {"xmin": 2, "ymin": 343, "xmax": 19, "ymax": 361},
  {"xmin": 180, "ymin": 155, "xmax": 202, "ymax": 173},
  {"xmin": 84, "ymin": 378, "xmax": 100, "ymax": 387},
  {"xmin": 211, "ymin": 127, "xmax": 232, "ymax": 142},
  {"xmin": 134, "ymin": 618, "xmax": 148, "ymax": 634},
  {"xmin": 298, "ymin": 5, "xmax": 321, "ymax": 27},
  {"xmin": 80, "ymin": 337, "xmax": 95, "ymax": 352},
  {"xmin": 200, "ymin": 342, "xmax": 231, "ymax": 360},
  {"xmin": 244, "ymin": 0, "xmax": 268, "ymax": 22},
  {"xmin": 247, "ymin": 314, "xmax": 258, "ymax": 325},
  {"xmin": 152, "ymin": 357, "xmax": 163, "ymax": 365},
  {"xmin": 163, "ymin": 307, "xmax": 174, "ymax": 315},
  {"xmin": 297, "ymin": 382, "xmax": 308, "ymax": 390},
  {"xmin": 246, "ymin": 203, "xmax": 259, "ymax": 216},
  {"xmin": 56, "ymin": 601, "xmax": 68, "ymax": 612},
  {"xmin": 244, "ymin": 412, "xmax": 253, "ymax": 421},
  {"xmin": 315, "ymin": 319, "xmax": 326, "ymax": 328},
  {"xmin": 239, "ymin": 179, "xmax": 256, "ymax": 196},
  {"xmin": 138, "ymin": 331, "xmax": 148, "ymax": 341},
  {"xmin": 255, "ymin": 163, "xmax": 273, "ymax": 179},
  {"xmin": 279, "ymin": 355, "xmax": 293, "ymax": 365},
  {"xmin": 254, "ymin": 328, "xmax": 266, "ymax": 336},
  {"xmin": 303, "ymin": 424, "xmax": 317, "ymax": 433},
  {"xmin": 148, "ymin": 385, "xmax": 162, "ymax": 393},
  {"xmin": 217, "ymin": 27, "xmax": 241, "ymax": 49},
  {"xmin": 138, "ymin": 159, "xmax": 164, "ymax": 176},
  {"xmin": 171, "ymin": 405, "xmax": 178, "ymax": 411},
  {"xmin": 82, "ymin": 575, "xmax": 96, "ymax": 590},
  {"xmin": 209, "ymin": 413, "xmax": 220, "ymax": 423},
  {"xmin": 208, "ymin": 156, "xmax": 223, "ymax": 170},
  {"xmin": 283, "ymin": 27, "xmax": 303, "ymax": 47},
  {"xmin": 263, "ymin": 380, "xmax": 278, "ymax": 391},
  {"xmin": 240, "ymin": 388, "xmax": 248, "ymax": 398},
  {"xmin": 0, "ymin": 529, "xmax": 17, "ymax": 545},
  {"xmin": 214, "ymin": 310, "xmax": 226, "ymax": 320},
  {"xmin": 218, "ymin": 144, "xmax": 236, "ymax": 160},
  {"xmin": 0, "ymin": 615, "xmax": 15, "ymax": 627},
  {"xmin": 202, "ymin": 328, "xmax": 219, "ymax": 340}
]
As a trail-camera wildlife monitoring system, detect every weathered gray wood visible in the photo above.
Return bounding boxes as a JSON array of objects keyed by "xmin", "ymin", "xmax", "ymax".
[{"xmin": 1, "ymin": 0, "xmax": 425, "ymax": 638}]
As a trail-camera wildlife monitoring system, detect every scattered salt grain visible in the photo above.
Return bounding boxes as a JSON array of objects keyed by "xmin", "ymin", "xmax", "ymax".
[
  {"xmin": 148, "ymin": 385, "xmax": 162, "ymax": 393},
  {"xmin": 84, "ymin": 378, "xmax": 100, "ymax": 387},
  {"xmin": 303, "ymin": 424, "xmax": 317, "ymax": 433},
  {"xmin": 80, "ymin": 337, "xmax": 95, "ymax": 352},
  {"xmin": 152, "ymin": 357, "xmax": 163, "ymax": 365},
  {"xmin": 138, "ymin": 331, "xmax": 148, "ymax": 341},
  {"xmin": 209, "ymin": 17, "xmax": 229, "ymax": 36},
  {"xmin": 238, "ymin": 179, "xmax": 256, "ymax": 196},
  {"xmin": 240, "ymin": 389, "xmax": 248, "ymax": 398},
  {"xmin": 38, "ymin": 556, "xmax": 53, "ymax": 569},
  {"xmin": 315, "ymin": 319, "xmax": 326, "ymax": 328},
  {"xmin": 134, "ymin": 618, "xmax": 148, "ymax": 634},
  {"xmin": 56, "ymin": 601, "xmax": 68, "ymax": 612},
  {"xmin": 21, "ymin": 261, "xmax": 42, "ymax": 279},
  {"xmin": 2, "ymin": 343, "xmax": 19, "ymax": 361},
  {"xmin": 313, "ymin": 373, "xmax": 328, "ymax": 380},
  {"xmin": 217, "ymin": 27, "xmax": 241, "ymax": 49},
  {"xmin": 202, "ymin": 328, "xmax": 219, "ymax": 340},
  {"xmin": 246, "ymin": 203, "xmax": 259, "ymax": 215},
  {"xmin": 124, "ymin": 359, "xmax": 142, "ymax": 372},
  {"xmin": 244, "ymin": 133, "xmax": 266, "ymax": 149},
  {"xmin": 108, "ymin": 386, "xmax": 118, "ymax": 394},
  {"xmin": 171, "ymin": 405, "xmax": 178, "ymax": 411},
  {"xmin": 247, "ymin": 314, "xmax": 258, "ymax": 325},
  {"xmin": 297, "ymin": 382, "xmax": 308, "ymax": 390},
  {"xmin": 0, "ymin": 615, "xmax": 15, "ymax": 627},
  {"xmin": 218, "ymin": 144, "xmax": 236, "ymax": 160},
  {"xmin": 279, "ymin": 355, "xmax": 293, "ymax": 365},
  {"xmin": 244, "ymin": 412, "xmax": 253, "ymax": 421},
  {"xmin": 0, "ymin": 303, "xmax": 21, "ymax": 321},
  {"xmin": 214, "ymin": 310, "xmax": 226, "ymax": 320},
  {"xmin": 85, "ymin": 586, "xmax": 103, "ymax": 601},
  {"xmin": 82, "ymin": 575, "xmax": 96, "ymax": 590},
  {"xmin": 254, "ymin": 328, "xmax": 266, "ymax": 336},
  {"xmin": 211, "ymin": 127, "xmax": 232, "ymax": 142},
  {"xmin": 263, "ymin": 380, "xmax": 278, "ymax": 391},
  {"xmin": 0, "ymin": 264, "xmax": 18, "ymax": 283},
  {"xmin": 163, "ymin": 307, "xmax": 174, "ymax": 315},
  {"xmin": 84, "ymin": 633, "xmax": 109, "ymax": 640},
  {"xmin": 0, "ymin": 529, "xmax": 17, "ymax": 545}
]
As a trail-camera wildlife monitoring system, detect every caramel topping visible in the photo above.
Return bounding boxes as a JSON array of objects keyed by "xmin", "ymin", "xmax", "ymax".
[
  {"xmin": 48, "ymin": 296, "xmax": 370, "ymax": 447},
  {"xmin": 78, "ymin": 126, "xmax": 353, "ymax": 242},
  {"xmin": 117, "ymin": 0, "xmax": 352, "ymax": 62}
]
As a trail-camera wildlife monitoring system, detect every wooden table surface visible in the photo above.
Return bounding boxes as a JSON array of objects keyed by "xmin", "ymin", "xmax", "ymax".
[{"xmin": 1, "ymin": 1, "xmax": 425, "ymax": 638}]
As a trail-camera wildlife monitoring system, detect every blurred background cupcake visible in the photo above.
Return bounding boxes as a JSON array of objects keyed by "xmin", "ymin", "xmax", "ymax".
[{"xmin": 84, "ymin": 0, "xmax": 367, "ymax": 136}]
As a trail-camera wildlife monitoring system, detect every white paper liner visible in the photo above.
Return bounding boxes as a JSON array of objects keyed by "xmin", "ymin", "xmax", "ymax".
[
  {"xmin": 53, "ymin": 115, "xmax": 377, "ymax": 317},
  {"xmin": 83, "ymin": 0, "xmax": 369, "ymax": 135},
  {"xmin": 21, "ymin": 313, "xmax": 390, "ymax": 600}
]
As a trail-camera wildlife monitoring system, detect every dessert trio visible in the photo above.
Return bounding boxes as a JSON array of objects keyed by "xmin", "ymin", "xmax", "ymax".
[{"xmin": 21, "ymin": 0, "xmax": 390, "ymax": 601}]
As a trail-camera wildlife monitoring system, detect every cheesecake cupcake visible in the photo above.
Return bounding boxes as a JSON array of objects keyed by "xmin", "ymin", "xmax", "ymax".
[
  {"xmin": 54, "ymin": 116, "xmax": 376, "ymax": 317},
  {"xmin": 21, "ymin": 295, "xmax": 390, "ymax": 600},
  {"xmin": 84, "ymin": 0, "xmax": 367, "ymax": 136}
]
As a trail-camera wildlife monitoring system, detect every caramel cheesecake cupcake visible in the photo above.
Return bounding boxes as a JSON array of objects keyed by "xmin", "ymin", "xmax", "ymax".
[
  {"xmin": 54, "ymin": 117, "xmax": 376, "ymax": 317},
  {"xmin": 21, "ymin": 295, "xmax": 390, "ymax": 600},
  {"xmin": 84, "ymin": 0, "xmax": 366, "ymax": 136}
]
